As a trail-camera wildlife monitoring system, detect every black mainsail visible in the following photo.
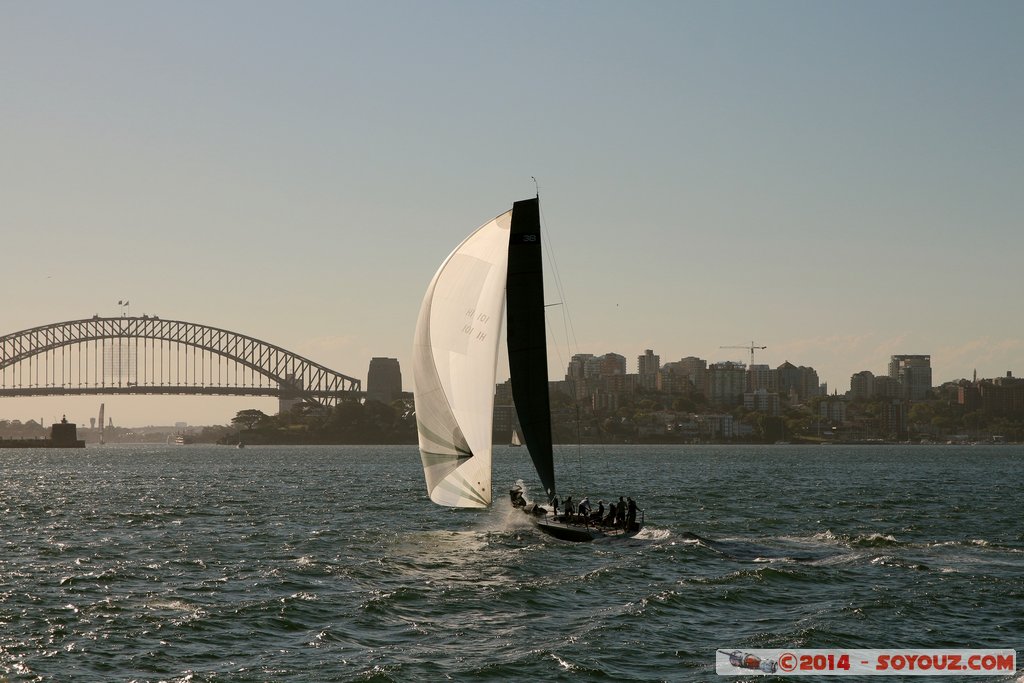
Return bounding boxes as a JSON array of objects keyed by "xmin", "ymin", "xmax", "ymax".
[{"xmin": 506, "ymin": 197, "xmax": 557, "ymax": 503}]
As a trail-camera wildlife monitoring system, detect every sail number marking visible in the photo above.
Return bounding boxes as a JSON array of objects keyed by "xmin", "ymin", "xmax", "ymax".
[{"xmin": 461, "ymin": 309, "xmax": 491, "ymax": 341}]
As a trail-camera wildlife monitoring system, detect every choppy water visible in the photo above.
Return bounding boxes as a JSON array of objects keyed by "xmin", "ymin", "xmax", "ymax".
[{"xmin": 1, "ymin": 444, "xmax": 1021, "ymax": 682}]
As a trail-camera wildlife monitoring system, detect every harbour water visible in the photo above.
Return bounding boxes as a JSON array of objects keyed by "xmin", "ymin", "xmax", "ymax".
[{"xmin": 1, "ymin": 444, "xmax": 1021, "ymax": 681}]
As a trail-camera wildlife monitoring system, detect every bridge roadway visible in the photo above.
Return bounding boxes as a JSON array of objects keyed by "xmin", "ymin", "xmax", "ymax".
[
  {"xmin": 0, "ymin": 386, "xmax": 359, "ymax": 399},
  {"xmin": 0, "ymin": 316, "xmax": 362, "ymax": 408}
]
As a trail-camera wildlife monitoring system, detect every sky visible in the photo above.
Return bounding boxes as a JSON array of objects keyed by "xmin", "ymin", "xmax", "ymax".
[{"xmin": 2, "ymin": 1, "xmax": 1022, "ymax": 427}]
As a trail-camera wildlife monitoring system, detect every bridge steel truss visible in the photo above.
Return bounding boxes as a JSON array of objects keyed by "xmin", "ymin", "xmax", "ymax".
[{"xmin": 0, "ymin": 317, "xmax": 361, "ymax": 407}]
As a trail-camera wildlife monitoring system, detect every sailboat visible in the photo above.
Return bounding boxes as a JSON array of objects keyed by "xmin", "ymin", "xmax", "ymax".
[
  {"xmin": 510, "ymin": 429, "xmax": 522, "ymax": 447},
  {"xmin": 412, "ymin": 196, "xmax": 643, "ymax": 542}
]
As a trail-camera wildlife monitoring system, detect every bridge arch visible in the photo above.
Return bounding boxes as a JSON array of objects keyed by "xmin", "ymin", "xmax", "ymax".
[{"xmin": 0, "ymin": 317, "xmax": 361, "ymax": 407}]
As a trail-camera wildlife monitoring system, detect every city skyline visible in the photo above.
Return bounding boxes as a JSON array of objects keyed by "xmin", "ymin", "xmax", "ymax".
[
  {"xmin": 0, "ymin": 326, "xmax": 1012, "ymax": 429},
  {"xmin": 3, "ymin": 2, "xmax": 1022, "ymax": 426}
]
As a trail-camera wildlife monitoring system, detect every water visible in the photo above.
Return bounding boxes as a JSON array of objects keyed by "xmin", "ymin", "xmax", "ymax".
[{"xmin": 1, "ymin": 444, "xmax": 1021, "ymax": 682}]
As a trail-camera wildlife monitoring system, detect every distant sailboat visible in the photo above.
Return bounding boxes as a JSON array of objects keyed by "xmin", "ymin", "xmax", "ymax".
[
  {"xmin": 412, "ymin": 196, "xmax": 642, "ymax": 541},
  {"xmin": 510, "ymin": 429, "xmax": 522, "ymax": 447}
]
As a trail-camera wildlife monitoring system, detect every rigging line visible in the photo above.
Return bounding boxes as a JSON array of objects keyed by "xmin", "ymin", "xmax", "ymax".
[
  {"xmin": 538, "ymin": 200, "xmax": 580, "ymax": 353},
  {"xmin": 537, "ymin": 198, "xmax": 584, "ymax": 479}
]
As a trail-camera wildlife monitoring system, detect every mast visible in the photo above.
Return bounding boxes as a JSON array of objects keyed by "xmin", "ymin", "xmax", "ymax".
[{"xmin": 506, "ymin": 197, "xmax": 557, "ymax": 503}]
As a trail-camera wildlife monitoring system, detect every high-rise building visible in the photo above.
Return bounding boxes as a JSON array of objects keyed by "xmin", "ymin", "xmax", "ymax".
[
  {"xmin": 872, "ymin": 375, "xmax": 901, "ymax": 399},
  {"xmin": 564, "ymin": 353, "xmax": 594, "ymax": 399},
  {"xmin": 678, "ymin": 356, "xmax": 708, "ymax": 396},
  {"xmin": 638, "ymin": 349, "xmax": 660, "ymax": 390},
  {"xmin": 747, "ymin": 364, "xmax": 773, "ymax": 392},
  {"xmin": 565, "ymin": 353, "xmax": 595, "ymax": 382},
  {"xmin": 776, "ymin": 361, "xmax": 820, "ymax": 401},
  {"xmin": 799, "ymin": 366, "xmax": 820, "ymax": 399},
  {"xmin": 658, "ymin": 362, "xmax": 691, "ymax": 394},
  {"xmin": 366, "ymin": 357, "xmax": 402, "ymax": 404},
  {"xmin": 889, "ymin": 355, "xmax": 932, "ymax": 400},
  {"xmin": 565, "ymin": 352, "xmax": 626, "ymax": 399},
  {"xmin": 706, "ymin": 361, "xmax": 746, "ymax": 407},
  {"xmin": 599, "ymin": 353, "xmax": 627, "ymax": 377},
  {"xmin": 494, "ymin": 379, "xmax": 514, "ymax": 406},
  {"xmin": 958, "ymin": 371, "xmax": 1024, "ymax": 416},
  {"xmin": 849, "ymin": 370, "xmax": 875, "ymax": 400},
  {"xmin": 744, "ymin": 388, "xmax": 780, "ymax": 416}
]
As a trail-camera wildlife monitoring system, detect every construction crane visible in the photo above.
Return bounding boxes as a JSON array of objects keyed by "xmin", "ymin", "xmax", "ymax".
[{"xmin": 720, "ymin": 341, "xmax": 767, "ymax": 367}]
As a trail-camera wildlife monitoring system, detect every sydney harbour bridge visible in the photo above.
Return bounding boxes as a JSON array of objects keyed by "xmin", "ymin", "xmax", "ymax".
[{"xmin": 0, "ymin": 316, "xmax": 361, "ymax": 408}]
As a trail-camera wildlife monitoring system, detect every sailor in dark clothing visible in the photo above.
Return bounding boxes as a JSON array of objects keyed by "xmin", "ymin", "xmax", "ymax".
[
  {"xmin": 592, "ymin": 500, "xmax": 605, "ymax": 523},
  {"xmin": 626, "ymin": 497, "xmax": 638, "ymax": 530},
  {"xmin": 510, "ymin": 487, "xmax": 526, "ymax": 508},
  {"xmin": 603, "ymin": 500, "xmax": 617, "ymax": 526},
  {"xmin": 563, "ymin": 495, "xmax": 575, "ymax": 519},
  {"xmin": 615, "ymin": 496, "xmax": 626, "ymax": 527},
  {"xmin": 551, "ymin": 496, "xmax": 559, "ymax": 517}
]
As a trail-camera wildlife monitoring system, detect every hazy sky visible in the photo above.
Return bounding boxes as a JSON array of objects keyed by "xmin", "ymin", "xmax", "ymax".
[{"xmin": 3, "ymin": 1, "xmax": 1022, "ymax": 427}]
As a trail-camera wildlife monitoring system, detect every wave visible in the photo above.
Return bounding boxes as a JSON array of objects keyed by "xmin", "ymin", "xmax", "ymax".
[
  {"xmin": 679, "ymin": 532, "xmax": 841, "ymax": 564},
  {"xmin": 633, "ymin": 527, "xmax": 672, "ymax": 542},
  {"xmin": 678, "ymin": 564, "xmax": 822, "ymax": 589},
  {"xmin": 849, "ymin": 532, "xmax": 901, "ymax": 547},
  {"xmin": 869, "ymin": 554, "xmax": 929, "ymax": 570}
]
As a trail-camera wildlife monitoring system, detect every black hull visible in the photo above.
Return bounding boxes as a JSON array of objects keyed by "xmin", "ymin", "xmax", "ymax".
[
  {"xmin": 512, "ymin": 491, "xmax": 644, "ymax": 543},
  {"xmin": 534, "ymin": 518, "xmax": 643, "ymax": 543}
]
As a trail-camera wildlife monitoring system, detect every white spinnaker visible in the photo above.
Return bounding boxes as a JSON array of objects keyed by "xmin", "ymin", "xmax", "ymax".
[{"xmin": 412, "ymin": 209, "xmax": 511, "ymax": 507}]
